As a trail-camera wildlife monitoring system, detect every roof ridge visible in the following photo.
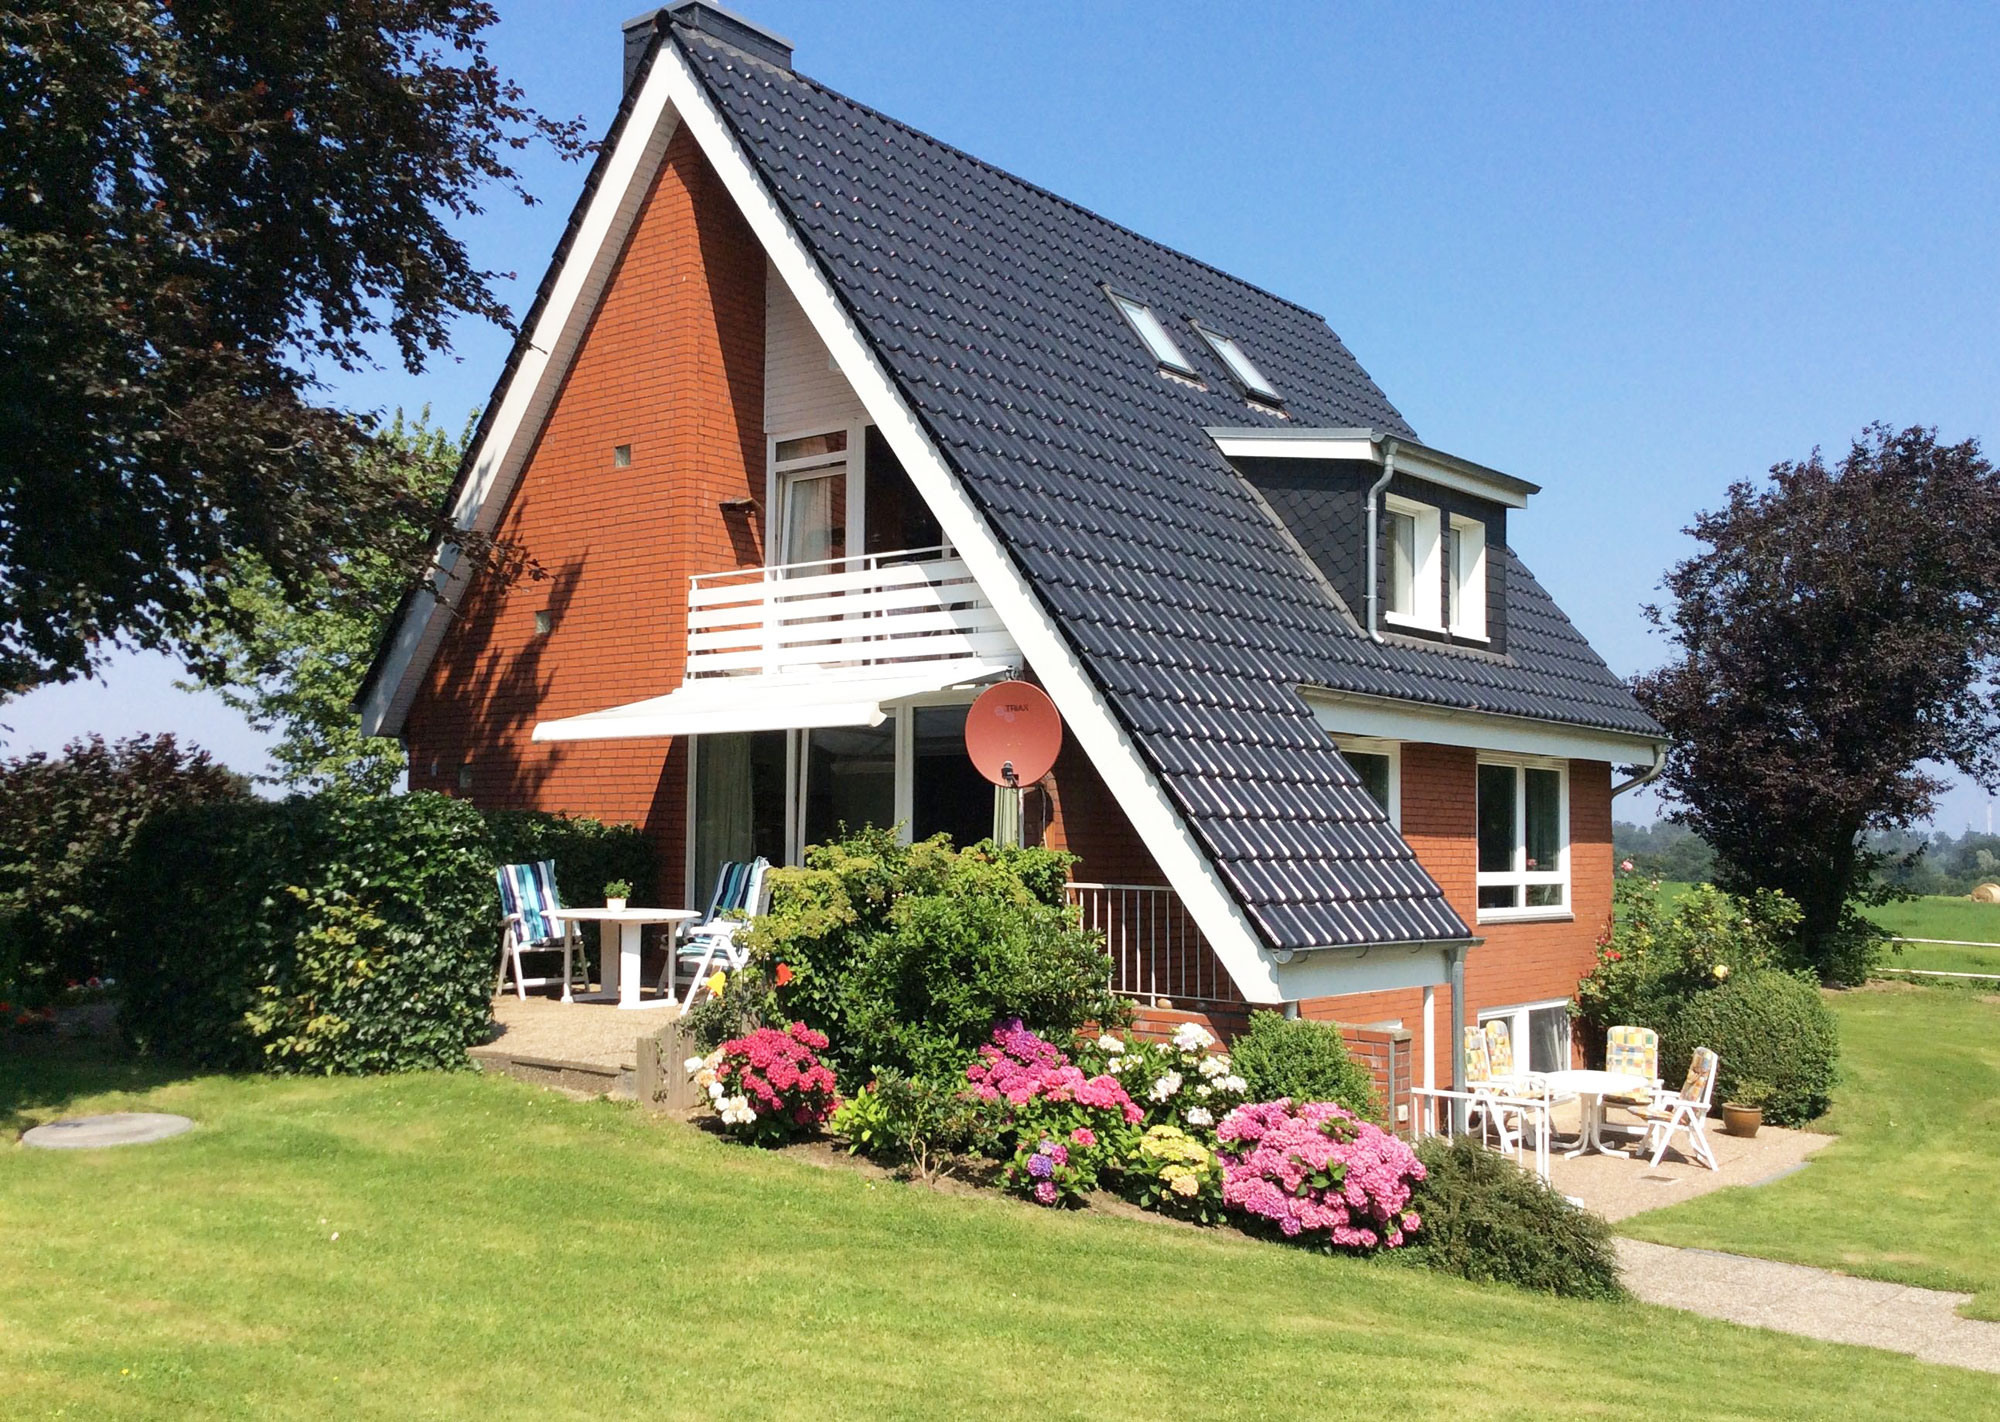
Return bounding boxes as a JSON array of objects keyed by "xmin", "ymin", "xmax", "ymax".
[{"xmin": 671, "ymin": 25, "xmax": 1334, "ymax": 327}]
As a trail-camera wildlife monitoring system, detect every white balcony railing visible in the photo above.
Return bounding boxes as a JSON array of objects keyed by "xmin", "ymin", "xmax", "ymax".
[
  {"xmin": 686, "ymin": 545, "xmax": 1017, "ymax": 680},
  {"xmin": 1067, "ymin": 881, "xmax": 1244, "ymax": 1008}
]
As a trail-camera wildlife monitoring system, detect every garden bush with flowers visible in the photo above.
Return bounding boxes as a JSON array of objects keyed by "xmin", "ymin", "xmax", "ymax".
[
  {"xmin": 1215, "ymin": 1099, "xmax": 1425, "ymax": 1250},
  {"xmin": 1123, "ymin": 1124, "xmax": 1226, "ymax": 1223},
  {"xmin": 966, "ymin": 1018, "xmax": 1142, "ymax": 1206},
  {"xmin": 687, "ymin": 1021, "xmax": 839, "ymax": 1147},
  {"xmin": 1074, "ymin": 1020, "xmax": 1248, "ymax": 1136}
]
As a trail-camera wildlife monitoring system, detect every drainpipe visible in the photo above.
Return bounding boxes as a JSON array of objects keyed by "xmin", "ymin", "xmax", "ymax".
[
  {"xmin": 1446, "ymin": 943, "xmax": 1469, "ymax": 1135},
  {"xmin": 1363, "ymin": 437, "xmax": 1401, "ymax": 643}
]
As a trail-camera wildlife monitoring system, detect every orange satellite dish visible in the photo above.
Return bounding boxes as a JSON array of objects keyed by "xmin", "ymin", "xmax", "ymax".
[{"xmin": 966, "ymin": 681, "xmax": 1062, "ymax": 787}]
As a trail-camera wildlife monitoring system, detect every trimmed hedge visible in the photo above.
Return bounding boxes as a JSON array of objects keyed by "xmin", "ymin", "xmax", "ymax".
[
  {"xmin": 1399, "ymin": 1137, "xmax": 1626, "ymax": 1299},
  {"xmin": 1227, "ymin": 1011, "xmax": 1380, "ymax": 1120},
  {"xmin": 114, "ymin": 795, "xmax": 658, "ymax": 1074},
  {"xmin": 482, "ymin": 809, "xmax": 656, "ymax": 909},
  {"xmin": 1662, "ymin": 969, "xmax": 1839, "ymax": 1126}
]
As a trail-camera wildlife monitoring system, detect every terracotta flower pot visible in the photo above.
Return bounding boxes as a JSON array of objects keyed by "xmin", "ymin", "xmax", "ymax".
[{"xmin": 1721, "ymin": 1103, "xmax": 1762, "ymax": 1138}]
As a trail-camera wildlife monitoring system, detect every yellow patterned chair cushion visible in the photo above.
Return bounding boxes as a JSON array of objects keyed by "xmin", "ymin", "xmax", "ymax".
[
  {"xmin": 1604, "ymin": 1025, "xmax": 1660, "ymax": 1106},
  {"xmin": 1462, "ymin": 1025, "xmax": 1493, "ymax": 1084},
  {"xmin": 1483, "ymin": 1019, "xmax": 1516, "ymax": 1077}
]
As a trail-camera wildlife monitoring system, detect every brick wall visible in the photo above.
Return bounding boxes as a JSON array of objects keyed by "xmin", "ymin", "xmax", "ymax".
[
  {"xmin": 1301, "ymin": 749, "xmax": 1615, "ymax": 1088},
  {"xmin": 1033, "ymin": 732, "xmax": 1165, "ymax": 886},
  {"xmin": 403, "ymin": 128, "xmax": 766, "ymax": 902}
]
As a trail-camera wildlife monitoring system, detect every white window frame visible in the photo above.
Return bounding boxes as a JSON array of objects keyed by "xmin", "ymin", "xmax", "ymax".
[
  {"xmin": 1382, "ymin": 494, "xmax": 1443, "ymax": 632},
  {"xmin": 1107, "ymin": 289, "xmax": 1198, "ymax": 378},
  {"xmin": 1448, "ymin": 514, "xmax": 1488, "ymax": 641},
  {"xmin": 1332, "ymin": 735, "xmax": 1400, "ymax": 829},
  {"xmin": 1191, "ymin": 321, "xmax": 1282, "ymax": 405},
  {"xmin": 1475, "ymin": 754, "xmax": 1570, "ymax": 923},
  {"xmin": 1477, "ymin": 999, "xmax": 1574, "ymax": 1075},
  {"xmin": 766, "ymin": 422, "xmax": 867, "ymax": 568}
]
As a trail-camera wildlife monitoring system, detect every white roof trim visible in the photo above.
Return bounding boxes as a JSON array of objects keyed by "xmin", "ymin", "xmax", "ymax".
[
  {"xmin": 652, "ymin": 41, "xmax": 1290, "ymax": 1001},
  {"xmin": 358, "ymin": 64, "xmax": 688, "ymax": 738},
  {"xmin": 1207, "ymin": 427, "xmax": 1538, "ymax": 509},
  {"xmin": 531, "ymin": 661, "xmax": 1015, "ymax": 743},
  {"xmin": 1301, "ymin": 686, "xmax": 1667, "ymax": 766}
]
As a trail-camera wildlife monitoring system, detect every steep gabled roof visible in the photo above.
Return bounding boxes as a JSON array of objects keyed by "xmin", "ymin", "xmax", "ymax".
[{"xmin": 669, "ymin": 25, "xmax": 1660, "ymax": 953}]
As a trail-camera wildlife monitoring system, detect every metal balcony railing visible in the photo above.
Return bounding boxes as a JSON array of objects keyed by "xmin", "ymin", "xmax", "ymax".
[{"xmin": 1065, "ymin": 881, "xmax": 1245, "ymax": 1008}]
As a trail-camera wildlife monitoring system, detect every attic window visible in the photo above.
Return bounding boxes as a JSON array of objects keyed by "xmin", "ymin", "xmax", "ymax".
[
  {"xmin": 1108, "ymin": 290, "xmax": 1197, "ymax": 377},
  {"xmin": 1192, "ymin": 323, "xmax": 1281, "ymax": 405}
]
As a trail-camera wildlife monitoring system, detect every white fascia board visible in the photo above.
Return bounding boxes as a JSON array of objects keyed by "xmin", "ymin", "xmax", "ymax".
[
  {"xmin": 1273, "ymin": 942, "xmax": 1453, "ymax": 998},
  {"xmin": 1206, "ymin": 427, "xmax": 1534, "ymax": 510},
  {"xmin": 1302, "ymin": 687, "xmax": 1667, "ymax": 767},
  {"xmin": 358, "ymin": 73, "xmax": 686, "ymax": 738},
  {"xmin": 657, "ymin": 44, "xmax": 1287, "ymax": 1003}
]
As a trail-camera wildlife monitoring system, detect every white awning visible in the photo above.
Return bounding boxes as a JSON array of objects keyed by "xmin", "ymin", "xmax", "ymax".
[{"xmin": 529, "ymin": 660, "xmax": 1017, "ymax": 743}]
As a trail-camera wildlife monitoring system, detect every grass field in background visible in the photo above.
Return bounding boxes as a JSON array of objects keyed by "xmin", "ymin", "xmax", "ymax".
[
  {"xmin": 1651, "ymin": 883, "xmax": 2000, "ymax": 976},
  {"xmin": 5, "ymin": 1047, "xmax": 1995, "ymax": 1417},
  {"xmin": 1623, "ymin": 982, "xmax": 2000, "ymax": 1320}
]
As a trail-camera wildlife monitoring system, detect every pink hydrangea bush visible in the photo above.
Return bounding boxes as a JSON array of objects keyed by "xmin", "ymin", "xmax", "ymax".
[
  {"xmin": 1215, "ymin": 1099, "xmax": 1425, "ymax": 1249},
  {"xmin": 968, "ymin": 1018, "xmax": 1141, "ymax": 1205},
  {"xmin": 691, "ymin": 1021, "xmax": 840, "ymax": 1147}
]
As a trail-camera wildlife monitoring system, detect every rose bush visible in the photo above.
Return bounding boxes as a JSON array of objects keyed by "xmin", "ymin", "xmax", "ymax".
[
  {"xmin": 1215, "ymin": 1099, "xmax": 1425, "ymax": 1250},
  {"xmin": 689, "ymin": 1021, "xmax": 839, "ymax": 1147}
]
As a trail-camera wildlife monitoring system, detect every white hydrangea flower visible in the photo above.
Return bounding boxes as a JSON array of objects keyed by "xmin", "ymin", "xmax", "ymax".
[
  {"xmin": 707, "ymin": 1080, "xmax": 726, "ymax": 1102},
  {"xmin": 1197, "ymin": 1055, "xmax": 1228, "ymax": 1079},
  {"xmin": 719, "ymin": 1095, "xmax": 757, "ymax": 1126},
  {"xmin": 683, "ymin": 1056, "xmax": 708, "ymax": 1074},
  {"xmin": 1185, "ymin": 1106, "xmax": 1213, "ymax": 1127},
  {"xmin": 1107, "ymin": 1055, "xmax": 1129, "ymax": 1073},
  {"xmin": 1221, "ymin": 1075, "xmax": 1247, "ymax": 1095},
  {"xmin": 1171, "ymin": 1022, "xmax": 1216, "ymax": 1052},
  {"xmin": 1150, "ymin": 1070, "xmax": 1183, "ymax": 1102},
  {"xmin": 1195, "ymin": 1083, "xmax": 1213, "ymax": 1098},
  {"xmin": 1096, "ymin": 1034, "xmax": 1126, "ymax": 1054}
]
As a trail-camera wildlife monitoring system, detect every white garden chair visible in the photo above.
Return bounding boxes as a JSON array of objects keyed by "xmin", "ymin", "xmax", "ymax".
[
  {"xmin": 663, "ymin": 857, "xmax": 771, "ymax": 1006},
  {"xmin": 494, "ymin": 860, "xmax": 582, "ymax": 1000},
  {"xmin": 1465, "ymin": 1025, "xmax": 1546, "ymax": 1155},
  {"xmin": 1600, "ymin": 1024, "xmax": 1664, "ymax": 1141},
  {"xmin": 1635, "ymin": 1046, "xmax": 1721, "ymax": 1170}
]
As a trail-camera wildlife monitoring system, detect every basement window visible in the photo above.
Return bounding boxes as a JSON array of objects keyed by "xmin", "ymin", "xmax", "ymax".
[
  {"xmin": 1192, "ymin": 322, "xmax": 1282, "ymax": 405},
  {"xmin": 1107, "ymin": 290, "xmax": 1197, "ymax": 378}
]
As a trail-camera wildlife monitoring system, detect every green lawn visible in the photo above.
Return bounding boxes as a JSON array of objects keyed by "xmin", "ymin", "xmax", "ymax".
[
  {"xmin": 4, "ymin": 1047, "xmax": 1996, "ymax": 1417},
  {"xmin": 1623, "ymin": 983, "xmax": 2000, "ymax": 1320}
]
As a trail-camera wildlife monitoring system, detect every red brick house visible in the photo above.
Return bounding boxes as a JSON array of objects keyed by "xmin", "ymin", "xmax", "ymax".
[{"xmin": 357, "ymin": 4, "xmax": 1668, "ymax": 1114}]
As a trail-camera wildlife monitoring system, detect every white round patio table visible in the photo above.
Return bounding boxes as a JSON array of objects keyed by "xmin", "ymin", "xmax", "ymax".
[
  {"xmin": 1535, "ymin": 1069, "xmax": 1650, "ymax": 1158},
  {"xmin": 548, "ymin": 907, "xmax": 698, "ymax": 1010}
]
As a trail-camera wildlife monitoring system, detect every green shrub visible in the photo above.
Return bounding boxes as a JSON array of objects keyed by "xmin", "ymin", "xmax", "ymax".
[
  {"xmin": 1398, "ymin": 1137, "xmax": 1626, "ymax": 1300},
  {"xmin": 714, "ymin": 827, "xmax": 1120, "ymax": 1088},
  {"xmin": 1661, "ymin": 969, "xmax": 1838, "ymax": 1125},
  {"xmin": 0, "ymin": 734, "xmax": 249, "ymax": 1005},
  {"xmin": 1575, "ymin": 877, "xmax": 1796, "ymax": 1046},
  {"xmin": 831, "ymin": 1069, "xmax": 983, "ymax": 1181},
  {"xmin": 481, "ymin": 809, "xmax": 655, "ymax": 910},
  {"xmin": 115, "ymin": 793, "xmax": 497, "ymax": 1073},
  {"xmin": 1228, "ymin": 1011, "xmax": 1379, "ymax": 1119}
]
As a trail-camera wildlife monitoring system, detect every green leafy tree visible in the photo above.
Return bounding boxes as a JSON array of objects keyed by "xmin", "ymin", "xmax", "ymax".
[
  {"xmin": 190, "ymin": 412, "xmax": 465, "ymax": 795},
  {"xmin": 0, "ymin": 2, "xmax": 582, "ymax": 691},
  {"xmin": 1634, "ymin": 425, "xmax": 2000, "ymax": 981}
]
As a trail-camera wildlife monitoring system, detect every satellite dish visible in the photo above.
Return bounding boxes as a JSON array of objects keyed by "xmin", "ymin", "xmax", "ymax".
[{"xmin": 966, "ymin": 681, "xmax": 1062, "ymax": 787}]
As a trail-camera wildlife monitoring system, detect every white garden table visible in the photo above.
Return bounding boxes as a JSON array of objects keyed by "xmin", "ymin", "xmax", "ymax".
[
  {"xmin": 1535, "ymin": 1069, "xmax": 1651, "ymax": 1158},
  {"xmin": 547, "ymin": 907, "xmax": 698, "ymax": 1010}
]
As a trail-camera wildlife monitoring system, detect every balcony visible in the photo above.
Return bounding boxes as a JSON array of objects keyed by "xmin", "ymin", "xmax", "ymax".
[
  {"xmin": 1066, "ymin": 881, "xmax": 1245, "ymax": 1010},
  {"xmin": 686, "ymin": 545, "xmax": 1018, "ymax": 681}
]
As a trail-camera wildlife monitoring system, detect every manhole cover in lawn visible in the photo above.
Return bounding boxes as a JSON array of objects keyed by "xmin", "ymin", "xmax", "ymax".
[{"xmin": 20, "ymin": 1113, "xmax": 194, "ymax": 1150}]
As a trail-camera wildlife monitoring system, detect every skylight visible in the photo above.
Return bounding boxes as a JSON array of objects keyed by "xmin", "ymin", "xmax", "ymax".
[
  {"xmin": 1108, "ymin": 291, "xmax": 1197, "ymax": 377},
  {"xmin": 1193, "ymin": 323, "xmax": 1282, "ymax": 405}
]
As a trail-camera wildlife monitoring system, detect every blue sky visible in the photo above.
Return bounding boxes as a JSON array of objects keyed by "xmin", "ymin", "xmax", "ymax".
[{"xmin": 11, "ymin": 1, "xmax": 1999, "ymax": 829}]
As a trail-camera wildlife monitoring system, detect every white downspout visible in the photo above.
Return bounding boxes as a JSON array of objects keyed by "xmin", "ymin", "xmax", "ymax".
[
  {"xmin": 1364, "ymin": 437, "xmax": 1400, "ymax": 643},
  {"xmin": 1612, "ymin": 751, "xmax": 1668, "ymax": 799}
]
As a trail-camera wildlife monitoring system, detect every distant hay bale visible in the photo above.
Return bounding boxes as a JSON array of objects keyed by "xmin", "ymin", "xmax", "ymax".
[{"xmin": 1971, "ymin": 882, "xmax": 2000, "ymax": 904}]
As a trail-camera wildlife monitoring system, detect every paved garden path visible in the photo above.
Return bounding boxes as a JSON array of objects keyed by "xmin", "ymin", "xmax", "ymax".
[{"xmin": 1617, "ymin": 1239, "xmax": 2000, "ymax": 1374}]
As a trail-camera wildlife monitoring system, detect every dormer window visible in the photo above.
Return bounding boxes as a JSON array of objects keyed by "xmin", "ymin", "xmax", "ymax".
[
  {"xmin": 1108, "ymin": 290, "xmax": 1197, "ymax": 377},
  {"xmin": 1192, "ymin": 322, "xmax": 1281, "ymax": 406},
  {"xmin": 1383, "ymin": 495, "xmax": 1442, "ymax": 631}
]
